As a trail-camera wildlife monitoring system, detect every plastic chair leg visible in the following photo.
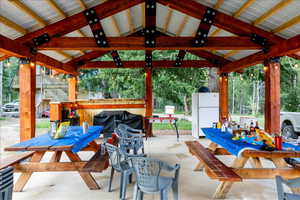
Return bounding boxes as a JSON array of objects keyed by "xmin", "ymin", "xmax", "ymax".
[
  {"xmin": 120, "ymin": 172, "xmax": 128, "ymax": 200},
  {"xmin": 172, "ymin": 182, "xmax": 179, "ymax": 200},
  {"xmin": 137, "ymin": 189, "xmax": 144, "ymax": 200},
  {"xmin": 160, "ymin": 189, "xmax": 168, "ymax": 200},
  {"xmin": 108, "ymin": 167, "xmax": 115, "ymax": 192},
  {"xmin": 142, "ymin": 147, "xmax": 145, "ymax": 154}
]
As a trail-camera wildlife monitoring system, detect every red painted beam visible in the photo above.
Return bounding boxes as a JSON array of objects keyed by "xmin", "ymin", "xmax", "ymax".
[
  {"xmin": 157, "ymin": 0, "xmax": 283, "ymax": 44},
  {"xmin": 0, "ymin": 35, "xmax": 76, "ymax": 75},
  {"xmin": 222, "ymin": 34, "xmax": 300, "ymax": 72},
  {"xmin": 38, "ymin": 36, "xmax": 261, "ymax": 50},
  {"xmin": 80, "ymin": 60, "xmax": 216, "ymax": 69},
  {"xmin": 16, "ymin": 0, "xmax": 144, "ymax": 44}
]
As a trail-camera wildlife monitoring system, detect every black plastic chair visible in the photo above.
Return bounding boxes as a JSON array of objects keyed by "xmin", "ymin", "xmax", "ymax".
[{"xmin": 0, "ymin": 167, "xmax": 13, "ymax": 200}]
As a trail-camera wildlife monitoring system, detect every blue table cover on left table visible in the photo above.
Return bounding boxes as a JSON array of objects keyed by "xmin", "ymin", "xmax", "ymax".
[
  {"xmin": 11, "ymin": 126, "xmax": 103, "ymax": 153},
  {"xmin": 202, "ymin": 128, "xmax": 300, "ymax": 157}
]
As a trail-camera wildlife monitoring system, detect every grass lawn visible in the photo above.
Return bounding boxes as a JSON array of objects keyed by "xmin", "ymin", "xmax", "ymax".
[
  {"xmin": 0, "ymin": 117, "xmax": 7, "ymax": 120},
  {"xmin": 36, "ymin": 119, "xmax": 50, "ymax": 129},
  {"xmin": 153, "ymin": 119, "xmax": 191, "ymax": 130}
]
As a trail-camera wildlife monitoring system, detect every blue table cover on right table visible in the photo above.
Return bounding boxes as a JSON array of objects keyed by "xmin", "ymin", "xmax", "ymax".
[{"xmin": 202, "ymin": 128, "xmax": 300, "ymax": 158}]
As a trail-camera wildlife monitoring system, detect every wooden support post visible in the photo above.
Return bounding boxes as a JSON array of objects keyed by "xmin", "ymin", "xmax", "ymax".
[
  {"xmin": 50, "ymin": 103, "xmax": 62, "ymax": 122},
  {"xmin": 68, "ymin": 76, "xmax": 77, "ymax": 101},
  {"xmin": 219, "ymin": 73, "xmax": 229, "ymax": 121},
  {"xmin": 145, "ymin": 67, "xmax": 153, "ymax": 137},
  {"xmin": 19, "ymin": 58, "xmax": 36, "ymax": 142},
  {"xmin": 264, "ymin": 57, "xmax": 281, "ymax": 134}
]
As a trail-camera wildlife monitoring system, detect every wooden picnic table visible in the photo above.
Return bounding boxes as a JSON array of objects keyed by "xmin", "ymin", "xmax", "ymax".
[
  {"xmin": 3, "ymin": 126, "xmax": 108, "ymax": 192},
  {"xmin": 186, "ymin": 128, "xmax": 300, "ymax": 199}
]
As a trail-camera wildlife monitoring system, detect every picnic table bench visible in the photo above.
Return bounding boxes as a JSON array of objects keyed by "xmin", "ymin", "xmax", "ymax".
[
  {"xmin": 186, "ymin": 128, "xmax": 300, "ymax": 199},
  {"xmin": 3, "ymin": 126, "xmax": 108, "ymax": 192}
]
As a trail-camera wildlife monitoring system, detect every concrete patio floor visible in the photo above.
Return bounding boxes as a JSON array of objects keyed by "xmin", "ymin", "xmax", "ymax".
[{"xmin": 10, "ymin": 135, "xmax": 278, "ymax": 200}]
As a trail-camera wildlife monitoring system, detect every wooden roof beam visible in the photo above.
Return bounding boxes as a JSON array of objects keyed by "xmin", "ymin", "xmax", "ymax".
[
  {"xmin": 9, "ymin": 0, "xmax": 73, "ymax": 60},
  {"xmin": 0, "ymin": 35, "xmax": 77, "ymax": 75},
  {"xmin": 16, "ymin": 0, "xmax": 144, "ymax": 44},
  {"xmin": 0, "ymin": 15, "xmax": 27, "ymax": 35},
  {"xmin": 272, "ymin": 14, "xmax": 300, "ymax": 33},
  {"xmin": 221, "ymin": 34, "xmax": 300, "ymax": 72},
  {"xmin": 38, "ymin": 36, "xmax": 261, "ymax": 50},
  {"xmin": 253, "ymin": 0, "xmax": 293, "ymax": 26},
  {"xmin": 45, "ymin": 0, "xmax": 85, "ymax": 55},
  {"xmin": 66, "ymin": 51, "xmax": 109, "ymax": 67},
  {"xmin": 176, "ymin": 15, "xmax": 189, "ymax": 36},
  {"xmin": 80, "ymin": 60, "xmax": 216, "ymax": 69},
  {"xmin": 157, "ymin": 0, "xmax": 284, "ymax": 44},
  {"xmin": 226, "ymin": 0, "xmax": 294, "ymax": 59}
]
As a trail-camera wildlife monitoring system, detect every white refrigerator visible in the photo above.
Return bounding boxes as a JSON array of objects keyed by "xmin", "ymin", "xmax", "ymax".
[{"xmin": 192, "ymin": 93, "xmax": 219, "ymax": 138}]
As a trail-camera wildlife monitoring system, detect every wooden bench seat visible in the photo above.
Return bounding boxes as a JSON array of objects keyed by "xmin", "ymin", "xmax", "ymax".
[
  {"xmin": 185, "ymin": 141, "xmax": 242, "ymax": 182},
  {"xmin": 0, "ymin": 152, "xmax": 34, "ymax": 170},
  {"xmin": 81, "ymin": 150, "xmax": 109, "ymax": 172}
]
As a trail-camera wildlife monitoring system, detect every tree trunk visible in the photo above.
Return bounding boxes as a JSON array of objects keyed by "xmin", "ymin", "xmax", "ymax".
[
  {"xmin": 183, "ymin": 95, "xmax": 189, "ymax": 115},
  {"xmin": 208, "ymin": 68, "xmax": 219, "ymax": 92}
]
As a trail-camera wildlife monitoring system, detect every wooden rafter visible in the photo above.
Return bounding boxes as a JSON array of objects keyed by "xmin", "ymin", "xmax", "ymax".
[
  {"xmin": 9, "ymin": 0, "xmax": 73, "ymax": 60},
  {"xmin": 157, "ymin": 0, "xmax": 284, "ymax": 44},
  {"xmin": 0, "ymin": 15, "xmax": 27, "ymax": 35},
  {"xmin": 80, "ymin": 60, "xmax": 216, "ymax": 69},
  {"xmin": 126, "ymin": 9, "xmax": 135, "ymax": 33},
  {"xmin": 9, "ymin": 0, "xmax": 46, "ymax": 26},
  {"xmin": 209, "ymin": 0, "xmax": 256, "ymax": 37},
  {"xmin": 15, "ymin": 0, "xmax": 144, "ymax": 44},
  {"xmin": 111, "ymin": 16, "xmax": 122, "ymax": 36},
  {"xmin": 221, "ymin": 33, "xmax": 300, "ymax": 72},
  {"xmin": 272, "ymin": 14, "xmax": 300, "ymax": 33},
  {"xmin": 0, "ymin": 34, "xmax": 76, "ymax": 74},
  {"xmin": 253, "ymin": 0, "xmax": 293, "ymax": 26},
  {"xmin": 226, "ymin": 0, "xmax": 293, "ymax": 59},
  {"xmin": 45, "ymin": 0, "xmax": 85, "ymax": 55},
  {"xmin": 66, "ymin": 51, "xmax": 109, "ymax": 67},
  {"xmin": 76, "ymin": 0, "xmax": 87, "ymax": 9},
  {"xmin": 213, "ymin": 0, "xmax": 224, "ymax": 9},
  {"xmin": 163, "ymin": 7, "xmax": 173, "ymax": 33},
  {"xmin": 176, "ymin": 15, "xmax": 189, "ymax": 36},
  {"xmin": 189, "ymin": 50, "xmax": 230, "ymax": 65},
  {"xmin": 141, "ymin": 2, "xmax": 146, "ymax": 28},
  {"xmin": 38, "ymin": 36, "xmax": 261, "ymax": 51}
]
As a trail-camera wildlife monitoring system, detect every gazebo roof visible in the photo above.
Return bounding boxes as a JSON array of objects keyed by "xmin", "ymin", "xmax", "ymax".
[{"xmin": 0, "ymin": 0, "xmax": 299, "ymax": 74}]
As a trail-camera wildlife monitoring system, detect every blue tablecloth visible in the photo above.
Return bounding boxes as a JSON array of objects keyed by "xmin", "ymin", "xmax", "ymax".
[
  {"xmin": 10, "ymin": 126, "xmax": 103, "ymax": 153},
  {"xmin": 202, "ymin": 128, "xmax": 300, "ymax": 157}
]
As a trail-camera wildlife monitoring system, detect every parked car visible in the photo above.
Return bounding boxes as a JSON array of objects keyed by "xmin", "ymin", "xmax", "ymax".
[
  {"xmin": 2, "ymin": 100, "xmax": 19, "ymax": 112},
  {"xmin": 281, "ymin": 112, "xmax": 300, "ymax": 139},
  {"xmin": 41, "ymin": 109, "xmax": 50, "ymax": 118}
]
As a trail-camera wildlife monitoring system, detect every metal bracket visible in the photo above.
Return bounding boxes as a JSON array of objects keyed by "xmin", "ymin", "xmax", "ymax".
[
  {"xmin": 32, "ymin": 33, "xmax": 51, "ymax": 46},
  {"xmin": 19, "ymin": 58, "xmax": 30, "ymax": 64},
  {"xmin": 251, "ymin": 33, "xmax": 269, "ymax": 53},
  {"xmin": 76, "ymin": 60, "xmax": 86, "ymax": 67},
  {"xmin": 174, "ymin": 50, "xmax": 186, "ymax": 67},
  {"xmin": 111, "ymin": 51, "xmax": 123, "ymax": 67},
  {"xmin": 202, "ymin": 7, "xmax": 217, "ymax": 25},
  {"xmin": 92, "ymin": 29, "xmax": 108, "ymax": 47},
  {"xmin": 193, "ymin": 8, "xmax": 217, "ymax": 47},
  {"xmin": 145, "ymin": 52, "xmax": 152, "ymax": 67},
  {"xmin": 145, "ymin": 0, "xmax": 156, "ymax": 16},
  {"xmin": 144, "ymin": 26, "xmax": 156, "ymax": 47},
  {"xmin": 84, "ymin": 8, "xmax": 99, "ymax": 25}
]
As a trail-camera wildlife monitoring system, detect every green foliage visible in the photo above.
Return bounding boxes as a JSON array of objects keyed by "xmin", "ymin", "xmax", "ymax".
[
  {"xmin": 2, "ymin": 58, "xmax": 19, "ymax": 103},
  {"xmin": 36, "ymin": 120, "xmax": 50, "ymax": 129}
]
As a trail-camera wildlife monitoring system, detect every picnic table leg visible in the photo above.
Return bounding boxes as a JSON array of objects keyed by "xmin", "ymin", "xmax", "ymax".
[
  {"xmin": 213, "ymin": 157, "xmax": 248, "ymax": 199},
  {"xmin": 14, "ymin": 151, "xmax": 45, "ymax": 192},
  {"xmin": 65, "ymin": 151, "xmax": 100, "ymax": 190},
  {"xmin": 250, "ymin": 157, "xmax": 263, "ymax": 168},
  {"xmin": 271, "ymin": 158, "xmax": 287, "ymax": 168},
  {"xmin": 50, "ymin": 151, "xmax": 62, "ymax": 162}
]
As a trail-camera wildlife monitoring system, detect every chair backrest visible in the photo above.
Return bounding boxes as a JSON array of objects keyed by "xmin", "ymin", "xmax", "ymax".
[
  {"xmin": 276, "ymin": 176, "xmax": 300, "ymax": 200},
  {"xmin": 131, "ymin": 157, "xmax": 163, "ymax": 192},
  {"xmin": 0, "ymin": 167, "xmax": 13, "ymax": 198},
  {"xmin": 104, "ymin": 143, "xmax": 126, "ymax": 171}
]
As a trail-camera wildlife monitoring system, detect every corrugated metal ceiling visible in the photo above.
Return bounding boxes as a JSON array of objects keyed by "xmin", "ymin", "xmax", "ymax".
[{"xmin": 0, "ymin": 0, "xmax": 299, "ymax": 63}]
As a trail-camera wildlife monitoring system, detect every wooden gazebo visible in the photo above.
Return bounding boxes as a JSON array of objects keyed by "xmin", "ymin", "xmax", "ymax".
[{"xmin": 0, "ymin": 0, "xmax": 299, "ymax": 141}]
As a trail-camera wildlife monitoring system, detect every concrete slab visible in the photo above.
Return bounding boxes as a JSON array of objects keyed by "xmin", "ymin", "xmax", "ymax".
[{"xmin": 9, "ymin": 135, "xmax": 277, "ymax": 200}]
